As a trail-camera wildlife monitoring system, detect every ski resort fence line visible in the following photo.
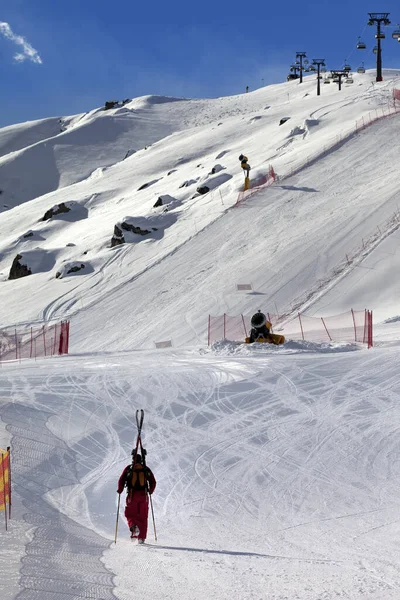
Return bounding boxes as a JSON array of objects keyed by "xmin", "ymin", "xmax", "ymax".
[
  {"xmin": 0, "ymin": 320, "xmax": 70, "ymax": 363},
  {"xmin": 235, "ymin": 165, "xmax": 277, "ymax": 206},
  {"xmin": 208, "ymin": 310, "xmax": 373, "ymax": 348},
  {"xmin": 234, "ymin": 88, "xmax": 400, "ymax": 210},
  {"xmin": 283, "ymin": 100, "xmax": 400, "ymax": 181}
]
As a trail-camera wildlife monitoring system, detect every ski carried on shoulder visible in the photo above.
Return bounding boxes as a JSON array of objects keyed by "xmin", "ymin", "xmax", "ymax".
[{"xmin": 132, "ymin": 409, "xmax": 144, "ymax": 462}]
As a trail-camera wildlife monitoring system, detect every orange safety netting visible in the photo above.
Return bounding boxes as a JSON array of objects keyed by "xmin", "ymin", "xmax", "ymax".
[
  {"xmin": 208, "ymin": 310, "xmax": 373, "ymax": 347},
  {"xmin": 0, "ymin": 321, "xmax": 70, "ymax": 362},
  {"xmin": 0, "ymin": 449, "xmax": 10, "ymax": 513}
]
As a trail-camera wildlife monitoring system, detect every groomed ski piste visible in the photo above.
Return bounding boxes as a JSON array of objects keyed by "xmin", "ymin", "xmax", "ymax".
[{"xmin": 1, "ymin": 70, "xmax": 400, "ymax": 599}]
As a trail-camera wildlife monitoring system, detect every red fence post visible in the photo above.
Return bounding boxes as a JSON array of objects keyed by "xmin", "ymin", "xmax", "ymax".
[
  {"xmin": 59, "ymin": 322, "xmax": 64, "ymax": 355},
  {"xmin": 368, "ymin": 310, "xmax": 373, "ymax": 348},
  {"xmin": 351, "ymin": 308, "xmax": 357, "ymax": 342},
  {"xmin": 66, "ymin": 321, "xmax": 70, "ymax": 353},
  {"xmin": 321, "ymin": 317, "xmax": 332, "ymax": 341},
  {"xmin": 53, "ymin": 323, "xmax": 57, "ymax": 356},
  {"xmin": 241, "ymin": 314, "xmax": 247, "ymax": 338},
  {"xmin": 43, "ymin": 325, "xmax": 47, "ymax": 357},
  {"xmin": 298, "ymin": 313, "xmax": 305, "ymax": 341}
]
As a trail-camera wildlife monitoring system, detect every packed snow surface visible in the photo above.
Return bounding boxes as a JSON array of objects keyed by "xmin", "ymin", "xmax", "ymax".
[{"xmin": 1, "ymin": 70, "xmax": 400, "ymax": 598}]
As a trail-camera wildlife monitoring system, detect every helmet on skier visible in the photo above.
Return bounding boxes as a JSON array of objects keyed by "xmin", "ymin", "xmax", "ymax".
[
  {"xmin": 251, "ymin": 310, "xmax": 267, "ymax": 329},
  {"xmin": 239, "ymin": 154, "xmax": 244, "ymax": 161}
]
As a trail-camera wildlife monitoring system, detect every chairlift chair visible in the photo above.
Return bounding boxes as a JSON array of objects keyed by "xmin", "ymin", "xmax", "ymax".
[
  {"xmin": 323, "ymin": 78, "xmax": 331, "ymax": 84},
  {"xmin": 375, "ymin": 33, "xmax": 385, "ymax": 39},
  {"xmin": 357, "ymin": 64, "xmax": 366, "ymax": 74},
  {"xmin": 321, "ymin": 67, "xmax": 327, "ymax": 73},
  {"xmin": 356, "ymin": 38, "xmax": 366, "ymax": 50},
  {"xmin": 392, "ymin": 26, "xmax": 400, "ymax": 39},
  {"xmin": 373, "ymin": 46, "xmax": 378, "ymax": 54},
  {"xmin": 343, "ymin": 63, "xmax": 351, "ymax": 72},
  {"xmin": 345, "ymin": 77, "xmax": 354, "ymax": 84}
]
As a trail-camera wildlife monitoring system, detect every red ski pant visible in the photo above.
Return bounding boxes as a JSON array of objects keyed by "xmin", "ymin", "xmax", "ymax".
[{"xmin": 124, "ymin": 491, "xmax": 149, "ymax": 540}]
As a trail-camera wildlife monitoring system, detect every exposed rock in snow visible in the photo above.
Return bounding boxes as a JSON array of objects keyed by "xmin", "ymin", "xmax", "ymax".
[
  {"xmin": 8, "ymin": 249, "xmax": 56, "ymax": 279},
  {"xmin": 56, "ymin": 262, "xmax": 87, "ymax": 279},
  {"xmin": 196, "ymin": 186, "xmax": 210, "ymax": 195},
  {"xmin": 110, "ymin": 213, "xmax": 177, "ymax": 247},
  {"xmin": 153, "ymin": 194, "xmax": 180, "ymax": 210},
  {"xmin": 41, "ymin": 201, "xmax": 88, "ymax": 222},
  {"xmin": 111, "ymin": 224, "xmax": 125, "ymax": 247},
  {"xmin": 42, "ymin": 202, "xmax": 71, "ymax": 221},
  {"xmin": 209, "ymin": 164, "xmax": 225, "ymax": 174},
  {"xmin": 8, "ymin": 254, "xmax": 32, "ymax": 280},
  {"xmin": 179, "ymin": 179, "xmax": 198, "ymax": 188}
]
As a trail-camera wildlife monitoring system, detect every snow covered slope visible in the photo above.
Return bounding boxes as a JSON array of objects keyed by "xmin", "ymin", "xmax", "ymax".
[
  {"xmin": 2, "ymin": 342, "xmax": 400, "ymax": 599},
  {"xmin": 0, "ymin": 71, "xmax": 399, "ymax": 350},
  {"xmin": 1, "ymin": 71, "xmax": 400, "ymax": 600}
]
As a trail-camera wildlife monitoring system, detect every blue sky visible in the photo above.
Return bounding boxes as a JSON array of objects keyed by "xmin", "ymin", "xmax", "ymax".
[{"xmin": 1, "ymin": 0, "xmax": 400, "ymax": 127}]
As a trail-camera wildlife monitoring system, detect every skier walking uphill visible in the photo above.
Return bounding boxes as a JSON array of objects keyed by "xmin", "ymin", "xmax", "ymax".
[{"xmin": 118, "ymin": 451, "xmax": 156, "ymax": 543}]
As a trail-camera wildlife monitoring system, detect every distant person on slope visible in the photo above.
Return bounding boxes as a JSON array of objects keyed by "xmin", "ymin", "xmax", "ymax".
[
  {"xmin": 117, "ymin": 451, "xmax": 156, "ymax": 543},
  {"xmin": 239, "ymin": 154, "xmax": 251, "ymax": 177}
]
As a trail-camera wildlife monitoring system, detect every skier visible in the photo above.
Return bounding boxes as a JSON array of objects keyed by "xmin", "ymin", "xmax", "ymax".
[
  {"xmin": 117, "ymin": 451, "xmax": 156, "ymax": 543},
  {"xmin": 249, "ymin": 310, "xmax": 271, "ymax": 343},
  {"xmin": 239, "ymin": 154, "xmax": 251, "ymax": 177}
]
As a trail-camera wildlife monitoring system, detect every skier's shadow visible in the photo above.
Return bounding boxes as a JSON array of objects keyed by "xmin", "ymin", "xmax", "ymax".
[
  {"xmin": 154, "ymin": 544, "xmax": 273, "ymax": 558},
  {"xmin": 278, "ymin": 185, "xmax": 318, "ymax": 192},
  {"xmin": 151, "ymin": 545, "xmax": 336, "ymax": 564}
]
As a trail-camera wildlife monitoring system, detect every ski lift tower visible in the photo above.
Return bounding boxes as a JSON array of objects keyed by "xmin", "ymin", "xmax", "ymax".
[
  {"xmin": 367, "ymin": 13, "xmax": 391, "ymax": 82},
  {"xmin": 296, "ymin": 52, "xmax": 307, "ymax": 83},
  {"xmin": 312, "ymin": 59, "xmax": 326, "ymax": 95},
  {"xmin": 330, "ymin": 70, "xmax": 348, "ymax": 91}
]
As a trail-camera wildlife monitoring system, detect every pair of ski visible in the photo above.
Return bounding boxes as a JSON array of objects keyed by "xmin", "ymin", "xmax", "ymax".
[{"xmin": 132, "ymin": 409, "xmax": 146, "ymax": 465}]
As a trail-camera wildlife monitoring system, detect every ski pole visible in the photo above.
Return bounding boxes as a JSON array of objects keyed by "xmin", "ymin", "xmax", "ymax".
[
  {"xmin": 115, "ymin": 493, "xmax": 121, "ymax": 544},
  {"xmin": 149, "ymin": 493, "xmax": 157, "ymax": 541}
]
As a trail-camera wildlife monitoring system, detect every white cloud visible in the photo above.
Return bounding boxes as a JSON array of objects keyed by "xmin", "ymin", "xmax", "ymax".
[{"xmin": 0, "ymin": 21, "xmax": 42, "ymax": 64}]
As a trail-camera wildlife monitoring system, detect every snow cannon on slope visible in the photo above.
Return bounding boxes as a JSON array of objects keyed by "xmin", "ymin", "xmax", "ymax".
[{"xmin": 244, "ymin": 310, "xmax": 285, "ymax": 345}]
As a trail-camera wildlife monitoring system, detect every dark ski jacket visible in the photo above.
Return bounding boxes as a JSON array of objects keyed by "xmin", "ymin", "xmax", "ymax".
[
  {"xmin": 117, "ymin": 463, "xmax": 156, "ymax": 495},
  {"xmin": 249, "ymin": 324, "xmax": 271, "ymax": 343}
]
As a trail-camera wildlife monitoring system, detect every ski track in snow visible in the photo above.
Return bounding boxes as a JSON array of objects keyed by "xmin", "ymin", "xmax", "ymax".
[{"xmin": 1, "ymin": 348, "xmax": 400, "ymax": 598}]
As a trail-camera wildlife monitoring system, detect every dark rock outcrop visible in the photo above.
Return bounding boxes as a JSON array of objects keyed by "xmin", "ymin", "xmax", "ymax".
[
  {"xmin": 153, "ymin": 197, "xmax": 163, "ymax": 208},
  {"xmin": 196, "ymin": 186, "xmax": 210, "ymax": 195},
  {"xmin": 121, "ymin": 221, "xmax": 157, "ymax": 236},
  {"xmin": 42, "ymin": 203, "xmax": 71, "ymax": 221},
  {"xmin": 9, "ymin": 254, "xmax": 32, "ymax": 280},
  {"xmin": 105, "ymin": 100, "xmax": 118, "ymax": 110},
  {"xmin": 111, "ymin": 224, "xmax": 125, "ymax": 247},
  {"xmin": 67, "ymin": 263, "xmax": 85, "ymax": 274}
]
